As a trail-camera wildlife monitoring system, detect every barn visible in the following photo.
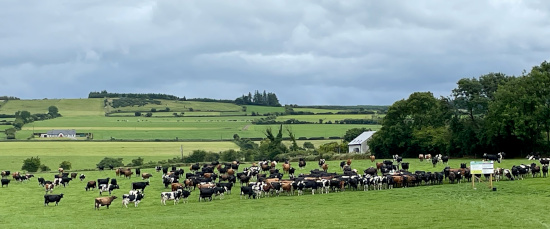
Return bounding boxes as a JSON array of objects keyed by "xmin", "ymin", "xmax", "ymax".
[
  {"xmin": 46, "ymin": 129, "xmax": 76, "ymax": 138},
  {"xmin": 348, "ymin": 131, "xmax": 376, "ymax": 154}
]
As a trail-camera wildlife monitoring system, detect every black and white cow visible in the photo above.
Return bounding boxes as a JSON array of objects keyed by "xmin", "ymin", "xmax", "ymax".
[
  {"xmin": 122, "ymin": 191, "xmax": 145, "ymax": 208},
  {"xmin": 318, "ymin": 159, "xmax": 326, "ymax": 168},
  {"xmin": 483, "ymin": 153, "xmax": 502, "ymax": 163},
  {"xmin": 97, "ymin": 178, "xmax": 110, "ymax": 188},
  {"xmin": 161, "ymin": 190, "xmax": 182, "ymax": 205},
  {"xmin": 155, "ymin": 166, "xmax": 162, "ymax": 172},
  {"xmin": 99, "ymin": 184, "xmax": 119, "ymax": 195},
  {"xmin": 79, "ymin": 174, "xmax": 86, "ymax": 181},
  {"xmin": 60, "ymin": 177, "xmax": 72, "ymax": 187},
  {"xmin": 44, "ymin": 194, "xmax": 64, "ymax": 206},
  {"xmin": 38, "ymin": 177, "xmax": 46, "ymax": 186}
]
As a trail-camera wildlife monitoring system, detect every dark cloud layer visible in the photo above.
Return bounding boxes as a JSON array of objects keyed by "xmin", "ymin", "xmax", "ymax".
[{"xmin": 1, "ymin": 1, "xmax": 549, "ymax": 105}]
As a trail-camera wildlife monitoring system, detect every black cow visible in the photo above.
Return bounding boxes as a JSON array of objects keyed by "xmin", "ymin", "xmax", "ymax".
[
  {"xmin": 135, "ymin": 168, "xmax": 141, "ymax": 177},
  {"xmin": 60, "ymin": 177, "xmax": 72, "ymax": 187},
  {"xmin": 199, "ymin": 188, "xmax": 215, "ymax": 202},
  {"xmin": 1, "ymin": 178, "xmax": 10, "ymax": 187},
  {"xmin": 162, "ymin": 167, "xmax": 169, "ymax": 174},
  {"xmin": 240, "ymin": 186, "xmax": 256, "ymax": 199},
  {"xmin": 401, "ymin": 162, "xmax": 410, "ymax": 171},
  {"xmin": 44, "ymin": 194, "xmax": 64, "ymax": 206},
  {"xmin": 97, "ymin": 178, "xmax": 110, "ymax": 187},
  {"xmin": 98, "ymin": 166, "xmax": 104, "ymax": 171},
  {"xmin": 432, "ymin": 157, "xmax": 439, "ymax": 167},
  {"xmin": 110, "ymin": 178, "xmax": 118, "ymax": 186},
  {"xmin": 543, "ymin": 165, "xmax": 549, "ymax": 178},
  {"xmin": 442, "ymin": 156, "xmax": 449, "ymax": 164},
  {"xmin": 132, "ymin": 181, "xmax": 150, "ymax": 192}
]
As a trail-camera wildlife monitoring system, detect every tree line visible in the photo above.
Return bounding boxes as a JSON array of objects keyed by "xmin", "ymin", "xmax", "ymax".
[
  {"xmin": 234, "ymin": 90, "xmax": 281, "ymax": 107},
  {"xmin": 89, "ymin": 90, "xmax": 179, "ymax": 100},
  {"xmin": 368, "ymin": 61, "xmax": 550, "ymax": 159}
]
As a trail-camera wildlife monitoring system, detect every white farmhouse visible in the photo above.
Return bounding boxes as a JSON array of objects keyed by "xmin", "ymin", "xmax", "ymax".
[
  {"xmin": 46, "ymin": 129, "xmax": 76, "ymax": 138},
  {"xmin": 348, "ymin": 131, "xmax": 376, "ymax": 154}
]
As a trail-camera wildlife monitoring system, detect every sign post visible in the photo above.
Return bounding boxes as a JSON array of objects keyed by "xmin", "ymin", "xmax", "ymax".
[{"xmin": 470, "ymin": 161, "xmax": 494, "ymax": 189}]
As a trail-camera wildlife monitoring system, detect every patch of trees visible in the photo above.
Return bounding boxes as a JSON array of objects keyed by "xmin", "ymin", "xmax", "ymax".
[
  {"xmin": 368, "ymin": 60, "xmax": 550, "ymax": 159},
  {"xmin": 0, "ymin": 96, "xmax": 20, "ymax": 100},
  {"xmin": 235, "ymin": 90, "xmax": 281, "ymax": 107},
  {"xmin": 89, "ymin": 90, "xmax": 179, "ymax": 100},
  {"xmin": 184, "ymin": 98, "xmax": 234, "ymax": 103},
  {"xmin": 110, "ymin": 98, "xmax": 162, "ymax": 108},
  {"xmin": 10, "ymin": 106, "xmax": 61, "ymax": 131}
]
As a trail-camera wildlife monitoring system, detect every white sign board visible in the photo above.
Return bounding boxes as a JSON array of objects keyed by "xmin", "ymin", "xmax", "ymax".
[{"xmin": 470, "ymin": 161, "xmax": 494, "ymax": 174}]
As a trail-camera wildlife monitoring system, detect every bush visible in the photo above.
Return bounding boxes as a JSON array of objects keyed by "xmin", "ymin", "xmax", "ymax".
[
  {"xmin": 129, "ymin": 157, "xmax": 144, "ymax": 166},
  {"xmin": 96, "ymin": 157, "xmax": 124, "ymax": 168},
  {"xmin": 39, "ymin": 164, "xmax": 51, "ymax": 172},
  {"xmin": 59, "ymin": 161, "xmax": 72, "ymax": 170},
  {"xmin": 22, "ymin": 157, "xmax": 41, "ymax": 172},
  {"xmin": 135, "ymin": 112, "xmax": 141, "ymax": 116}
]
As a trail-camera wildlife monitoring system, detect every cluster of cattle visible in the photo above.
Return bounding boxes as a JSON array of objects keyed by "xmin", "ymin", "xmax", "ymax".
[{"xmin": 2, "ymin": 153, "xmax": 548, "ymax": 210}]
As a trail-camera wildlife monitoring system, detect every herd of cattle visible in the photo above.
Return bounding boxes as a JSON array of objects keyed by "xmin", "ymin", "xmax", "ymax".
[{"xmin": 1, "ymin": 153, "xmax": 549, "ymax": 209}]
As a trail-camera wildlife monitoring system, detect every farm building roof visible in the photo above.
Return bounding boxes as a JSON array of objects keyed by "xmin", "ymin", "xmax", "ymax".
[
  {"xmin": 47, "ymin": 129, "xmax": 76, "ymax": 135},
  {"xmin": 348, "ymin": 131, "xmax": 376, "ymax": 145}
]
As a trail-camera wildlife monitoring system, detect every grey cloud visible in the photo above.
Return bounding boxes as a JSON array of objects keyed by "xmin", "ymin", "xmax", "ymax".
[{"xmin": 1, "ymin": 0, "xmax": 549, "ymax": 105}]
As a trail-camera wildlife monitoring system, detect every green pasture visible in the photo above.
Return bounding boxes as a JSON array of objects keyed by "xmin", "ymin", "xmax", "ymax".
[
  {"xmin": 0, "ymin": 158, "xmax": 548, "ymax": 228},
  {"xmin": 0, "ymin": 99, "xmax": 104, "ymax": 116},
  {"xmin": 276, "ymin": 114, "xmax": 376, "ymax": 123},
  {"xmin": 111, "ymin": 100, "xmax": 242, "ymax": 113},
  {"xmin": 244, "ymin": 105, "xmax": 285, "ymax": 114},
  {"xmin": 0, "ymin": 142, "xmax": 239, "ymax": 171}
]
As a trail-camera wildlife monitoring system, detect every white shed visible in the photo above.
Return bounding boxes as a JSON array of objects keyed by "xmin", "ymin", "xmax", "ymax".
[{"xmin": 348, "ymin": 131, "xmax": 376, "ymax": 154}]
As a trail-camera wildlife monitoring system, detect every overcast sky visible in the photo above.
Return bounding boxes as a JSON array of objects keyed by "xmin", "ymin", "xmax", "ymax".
[{"xmin": 1, "ymin": 1, "xmax": 549, "ymax": 105}]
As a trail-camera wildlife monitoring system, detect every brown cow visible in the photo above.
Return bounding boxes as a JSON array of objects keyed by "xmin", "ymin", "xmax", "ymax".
[
  {"xmin": 346, "ymin": 159, "xmax": 352, "ymax": 166},
  {"xmin": 95, "ymin": 196, "xmax": 117, "ymax": 210},
  {"xmin": 419, "ymin": 154, "xmax": 424, "ymax": 162},
  {"xmin": 425, "ymin": 154, "xmax": 432, "ymax": 161},
  {"xmin": 227, "ymin": 169, "xmax": 235, "ymax": 176},
  {"xmin": 171, "ymin": 183, "xmax": 184, "ymax": 191},
  {"xmin": 370, "ymin": 155, "xmax": 376, "ymax": 163},
  {"xmin": 282, "ymin": 164, "xmax": 290, "ymax": 174},
  {"xmin": 85, "ymin": 181, "xmax": 97, "ymax": 191},
  {"xmin": 197, "ymin": 183, "xmax": 215, "ymax": 189},
  {"xmin": 281, "ymin": 182, "xmax": 293, "ymax": 195},
  {"xmin": 123, "ymin": 170, "xmax": 133, "ymax": 179},
  {"xmin": 391, "ymin": 175, "xmax": 403, "ymax": 188},
  {"xmin": 321, "ymin": 164, "xmax": 328, "ymax": 172},
  {"xmin": 184, "ymin": 179, "xmax": 196, "ymax": 190},
  {"xmin": 12, "ymin": 172, "xmax": 20, "ymax": 180},
  {"xmin": 271, "ymin": 161, "xmax": 277, "ymax": 168},
  {"xmin": 115, "ymin": 169, "xmax": 121, "ymax": 177},
  {"xmin": 141, "ymin": 173, "xmax": 153, "ymax": 180},
  {"xmin": 45, "ymin": 183, "xmax": 54, "ymax": 193},
  {"xmin": 376, "ymin": 162, "xmax": 383, "ymax": 171},
  {"xmin": 70, "ymin": 173, "xmax": 78, "ymax": 180},
  {"xmin": 58, "ymin": 168, "xmax": 64, "ymax": 173}
]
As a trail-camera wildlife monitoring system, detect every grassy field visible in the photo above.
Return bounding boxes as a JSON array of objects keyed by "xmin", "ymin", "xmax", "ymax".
[
  {"xmin": 0, "ymin": 142, "xmax": 239, "ymax": 171},
  {"xmin": 0, "ymin": 99, "xmax": 104, "ymax": 116},
  {"xmin": 0, "ymin": 158, "xmax": 547, "ymax": 228},
  {"xmin": 110, "ymin": 100, "xmax": 243, "ymax": 113}
]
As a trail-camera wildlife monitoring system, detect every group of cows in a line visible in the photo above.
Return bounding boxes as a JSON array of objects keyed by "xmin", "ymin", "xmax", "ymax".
[{"xmin": 1, "ymin": 154, "xmax": 548, "ymax": 209}]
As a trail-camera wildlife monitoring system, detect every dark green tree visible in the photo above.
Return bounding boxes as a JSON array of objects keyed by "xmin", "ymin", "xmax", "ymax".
[{"xmin": 22, "ymin": 156, "xmax": 41, "ymax": 172}]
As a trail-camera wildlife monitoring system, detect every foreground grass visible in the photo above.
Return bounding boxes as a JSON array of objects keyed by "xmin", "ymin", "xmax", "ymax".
[{"xmin": 0, "ymin": 158, "xmax": 548, "ymax": 228}]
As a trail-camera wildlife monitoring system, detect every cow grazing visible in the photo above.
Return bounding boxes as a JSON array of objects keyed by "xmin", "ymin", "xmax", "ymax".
[
  {"xmin": 123, "ymin": 170, "xmax": 133, "ymax": 179},
  {"xmin": 60, "ymin": 177, "xmax": 72, "ymax": 187},
  {"xmin": 99, "ymin": 184, "xmax": 119, "ymax": 195},
  {"xmin": 217, "ymin": 182, "xmax": 234, "ymax": 194},
  {"xmin": 44, "ymin": 194, "xmax": 64, "ymax": 206},
  {"xmin": 122, "ymin": 192, "xmax": 145, "ymax": 208},
  {"xmin": 141, "ymin": 173, "xmax": 153, "ymax": 180},
  {"xmin": 95, "ymin": 196, "xmax": 117, "ymax": 210},
  {"xmin": 45, "ymin": 183, "xmax": 54, "ymax": 193},
  {"xmin": 483, "ymin": 153, "xmax": 502, "ymax": 163},
  {"xmin": 98, "ymin": 166, "xmax": 104, "ymax": 171},
  {"xmin": 79, "ymin": 174, "xmax": 86, "ymax": 181},
  {"xmin": 70, "ymin": 173, "xmax": 77, "ymax": 180},
  {"xmin": 161, "ymin": 190, "xmax": 183, "ymax": 205},
  {"xmin": 85, "ymin": 181, "xmax": 97, "ymax": 191},
  {"xmin": 1, "ymin": 178, "xmax": 10, "ymax": 187},
  {"xmin": 132, "ymin": 181, "xmax": 150, "ymax": 192}
]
